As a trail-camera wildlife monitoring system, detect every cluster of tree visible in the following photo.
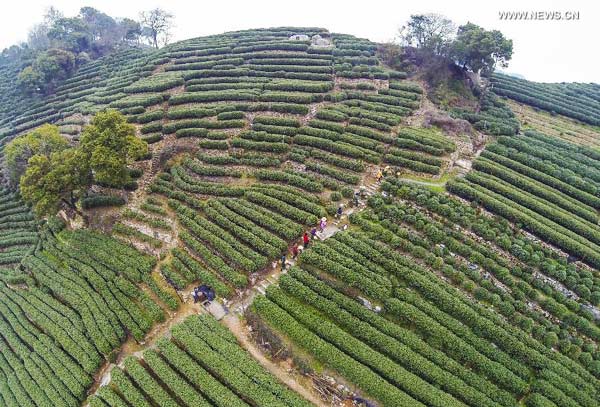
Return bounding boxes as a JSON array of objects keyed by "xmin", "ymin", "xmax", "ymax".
[
  {"xmin": 5, "ymin": 7, "xmax": 174, "ymax": 94},
  {"xmin": 398, "ymin": 14, "xmax": 513, "ymax": 78},
  {"xmin": 5, "ymin": 110, "xmax": 147, "ymax": 217}
]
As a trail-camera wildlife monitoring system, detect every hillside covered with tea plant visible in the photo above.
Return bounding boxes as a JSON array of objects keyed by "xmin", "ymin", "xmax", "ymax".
[{"xmin": 0, "ymin": 22, "xmax": 598, "ymax": 407}]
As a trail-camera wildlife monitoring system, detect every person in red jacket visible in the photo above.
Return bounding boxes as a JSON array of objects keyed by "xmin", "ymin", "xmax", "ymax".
[
  {"xmin": 292, "ymin": 243, "xmax": 299, "ymax": 259},
  {"xmin": 303, "ymin": 231, "xmax": 310, "ymax": 247}
]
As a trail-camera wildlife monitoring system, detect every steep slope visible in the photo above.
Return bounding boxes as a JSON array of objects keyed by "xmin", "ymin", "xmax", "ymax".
[
  {"xmin": 251, "ymin": 184, "xmax": 600, "ymax": 406},
  {"xmin": 506, "ymin": 99, "xmax": 600, "ymax": 147},
  {"xmin": 0, "ymin": 26, "xmax": 599, "ymax": 407},
  {"xmin": 0, "ymin": 48, "xmax": 156, "ymax": 144},
  {"xmin": 0, "ymin": 27, "xmax": 461, "ymax": 407},
  {"xmin": 89, "ymin": 314, "xmax": 318, "ymax": 407},
  {"xmin": 491, "ymin": 73, "xmax": 600, "ymax": 126}
]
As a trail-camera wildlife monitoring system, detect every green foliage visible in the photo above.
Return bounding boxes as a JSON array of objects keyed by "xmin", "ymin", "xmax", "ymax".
[
  {"xmin": 18, "ymin": 110, "xmax": 146, "ymax": 217},
  {"xmin": 451, "ymin": 22, "xmax": 513, "ymax": 76},
  {"xmin": 20, "ymin": 148, "xmax": 89, "ymax": 216},
  {"xmin": 253, "ymin": 170, "xmax": 323, "ymax": 192},
  {"xmin": 401, "ymin": 14, "xmax": 455, "ymax": 55},
  {"xmin": 491, "ymin": 73, "xmax": 600, "ymax": 126},
  {"xmin": 330, "ymin": 191, "xmax": 342, "ymax": 201},
  {"xmin": 452, "ymin": 91, "xmax": 519, "ymax": 135},
  {"xmin": 4, "ymin": 25, "xmax": 600, "ymax": 407},
  {"xmin": 80, "ymin": 110, "xmax": 148, "ymax": 187},
  {"xmin": 15, "ymin": 7, "xmax": 145, "ymax": 95},
  {"xmin": 385, "ymin": 180, "xmax": 600, "ymax": 351},
  {"xmin": 81, "ymin": 194, "xmax": 125, "ymax": 209},
  {"xmin": 111, "ymin": 93, "xmax": 165, "ymax": 108},
  {"xmin": 4, "ymin": 124, "xmax": 69, "ymax": 186},
  {"xmin": 18, "ymin": 48, "xmax": 76, "ymax": 94},
  {"xmin": 0, "ymin": 228, "xmax": 158, "ymax": 405},
  {"xmin": 217, "ymin": 111, "xmax": 245, "ymax": 120},
  {"xmin": 449, "ymin": 132, "xmax": 600, "ymax": 269},
  {"xmin": 133, "ymin": 109, "xmax": 164, "ymax": 124},
  {"xmin": 253, "ymin": 295, "xmax": 424, "ymax": 407},
  {"xmin": 124, "ymin": 72, "xmax": 183, "ymax": 93}
]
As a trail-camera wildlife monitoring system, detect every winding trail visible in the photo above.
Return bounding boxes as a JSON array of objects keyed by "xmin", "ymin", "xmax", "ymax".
[
  {"xmin": 217, "ymin": 204, "xmax": 359, "ymax": 406},
  {"xmin": 87, "ymin": 297, "xmax": 201, "ymax": 400},
  {"xmin": 223, "ymin": 314, "xmax": 327, "ymax": 407},
  {"xmin": 86, "ymin": 188, "xmax": 367, "ymax": 405}
]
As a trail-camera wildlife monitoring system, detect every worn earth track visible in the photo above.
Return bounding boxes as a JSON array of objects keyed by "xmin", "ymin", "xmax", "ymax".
[
  {"xmin": 86, "ymin": 68, "xmax": 463, "ymax": 405},
  {"xmin": 86, "ymin": 182, "xmax": 378, "ymax": 405},
  {"xmin": 223, "ymin": 314, "xmax": 327, "ymax": 407}
]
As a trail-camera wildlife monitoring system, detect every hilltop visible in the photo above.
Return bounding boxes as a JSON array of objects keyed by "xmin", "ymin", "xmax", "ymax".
[{"xmin": 0, "ymin": 26, "xmax": 598, "ymax": 407}]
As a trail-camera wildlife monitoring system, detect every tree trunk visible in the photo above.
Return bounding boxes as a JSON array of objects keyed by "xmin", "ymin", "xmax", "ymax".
[{"xmin": 61, "ymin": 197, "xmax": 82, "ymax": 217}]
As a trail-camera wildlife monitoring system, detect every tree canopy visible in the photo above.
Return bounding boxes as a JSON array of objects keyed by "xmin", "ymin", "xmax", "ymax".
[
  {"xmin": 400, "ymin": 15, "xmax": 513, "ymax": 77},
  {"xmin": 18, "ymin": 48, "xmax": 76, "ymax": 93},
  {"xmin": 451, "ymin": 23, "xmax": 513, "ymax": 76},
  {"xmin": 9, "ymin": 6, "xmax": 173, "ymax": 94},
  {"xmin": 20, "ymin": 148, "xmax": 89, "ymax": 217},
  {"xmin": 4, "ymin": 123, "xmax": 69, "ymax": 187},
  {"xmin": 15, "ymin": 110, "xmax": 147, "ymax": 217},
  {"xmin": 79, "ymin": 110, "xmax": 148, "ymax": 187},
  {"xmin": 400, "ymin": 13, "xmax": 455, "ymax": 56}
]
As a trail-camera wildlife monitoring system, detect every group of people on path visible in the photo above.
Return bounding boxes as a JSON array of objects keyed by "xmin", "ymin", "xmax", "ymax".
[
  {"xmin": 279, "ymin": 192, "xmax": 359, "ymax": 271},
  {"xmin": 281, "ymin": 214, "xmax": 334, "ymax": 271},
  {"xmin": 281, "ymin": 166, "xmax": 392, "ymax": 274},
  {"xmin": 350, "ymin": 167, "xmax": 389, "ymax": 208}
]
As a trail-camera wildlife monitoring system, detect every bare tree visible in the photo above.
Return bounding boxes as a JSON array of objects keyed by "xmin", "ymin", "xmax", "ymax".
[
  {"xmin": 27, "ymin": 24, "xmax": 51, "ymax": 50},
  {"xmin": 399, "ymin": 14, "xmax": 455, "ymax": 56},
  {"xmin": 139, "ymin": 8, "xmax": 174, "ymax": 48},
  {"xmin": 27, "ymin": 6, "xmax": 64, "ymax": 50},
  {"xmin": 43, "ymin": 6, "xmax": 64, "ymax": 26}
]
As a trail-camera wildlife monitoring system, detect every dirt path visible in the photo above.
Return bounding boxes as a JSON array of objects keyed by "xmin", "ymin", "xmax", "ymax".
[
  {"xmin": 228, "ymin": 204, "xmax": 353, "ymax": 317},
  {"xmin": 214, "ymin": 195, "xmax": 368, "ymax": 406},
  {"xmin": 398, "ymin": 178, "xmax": 447, "ymax": 188},
  {"xmin": 223, "ymin": 314, "xmax": 327, "ymax": 407},
  {"xmin": 86, "ymin": 295, "xmax": 203, "ymax": 400},
  {"xmin": 405, "ymin": 89, "xmax": 435, "ymax": 128}
]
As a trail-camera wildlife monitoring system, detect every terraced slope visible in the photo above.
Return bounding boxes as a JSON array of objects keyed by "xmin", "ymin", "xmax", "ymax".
[
  {"xmin": 1, "ymin": 25, "xmax": 598, "ymax": 407},
  {"xmin": 89, "ymin": 314, "xmax": 314, "ymax": 407},
  {"xmin": 449, "ymin": 131, "xmax": 600, "ymax": 268},
  {"xmin": 451, "ymin": 90, "xmax": 520, "ymax": 136},
  {"xmin": 251, "ymin": 180, "xmax": 600, "ymax": 407},
  {"xmin": 101, "ymin": 27, "xmax": 458, "ymax": 297},
  {"xmin": 491, "ymin": 73, "xmax": 600, "ymax": 126},
  {"xmin": 0, "ymin": 226, "xmax": 162, "ymax": 407},
  {"xmin": 506, "ymin": 99, "xmax": 600, "ymax": 147},
  {"xmin": 0, "ymin": 27, "xmax": 464, "ymax": 407},
  {"xmin": 0, "ymin": 188, "xmax": 37, "ymax": 274},
  {"xmin": 0, "ymin": 48, "xmax": 155, "ymax": 144}
]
